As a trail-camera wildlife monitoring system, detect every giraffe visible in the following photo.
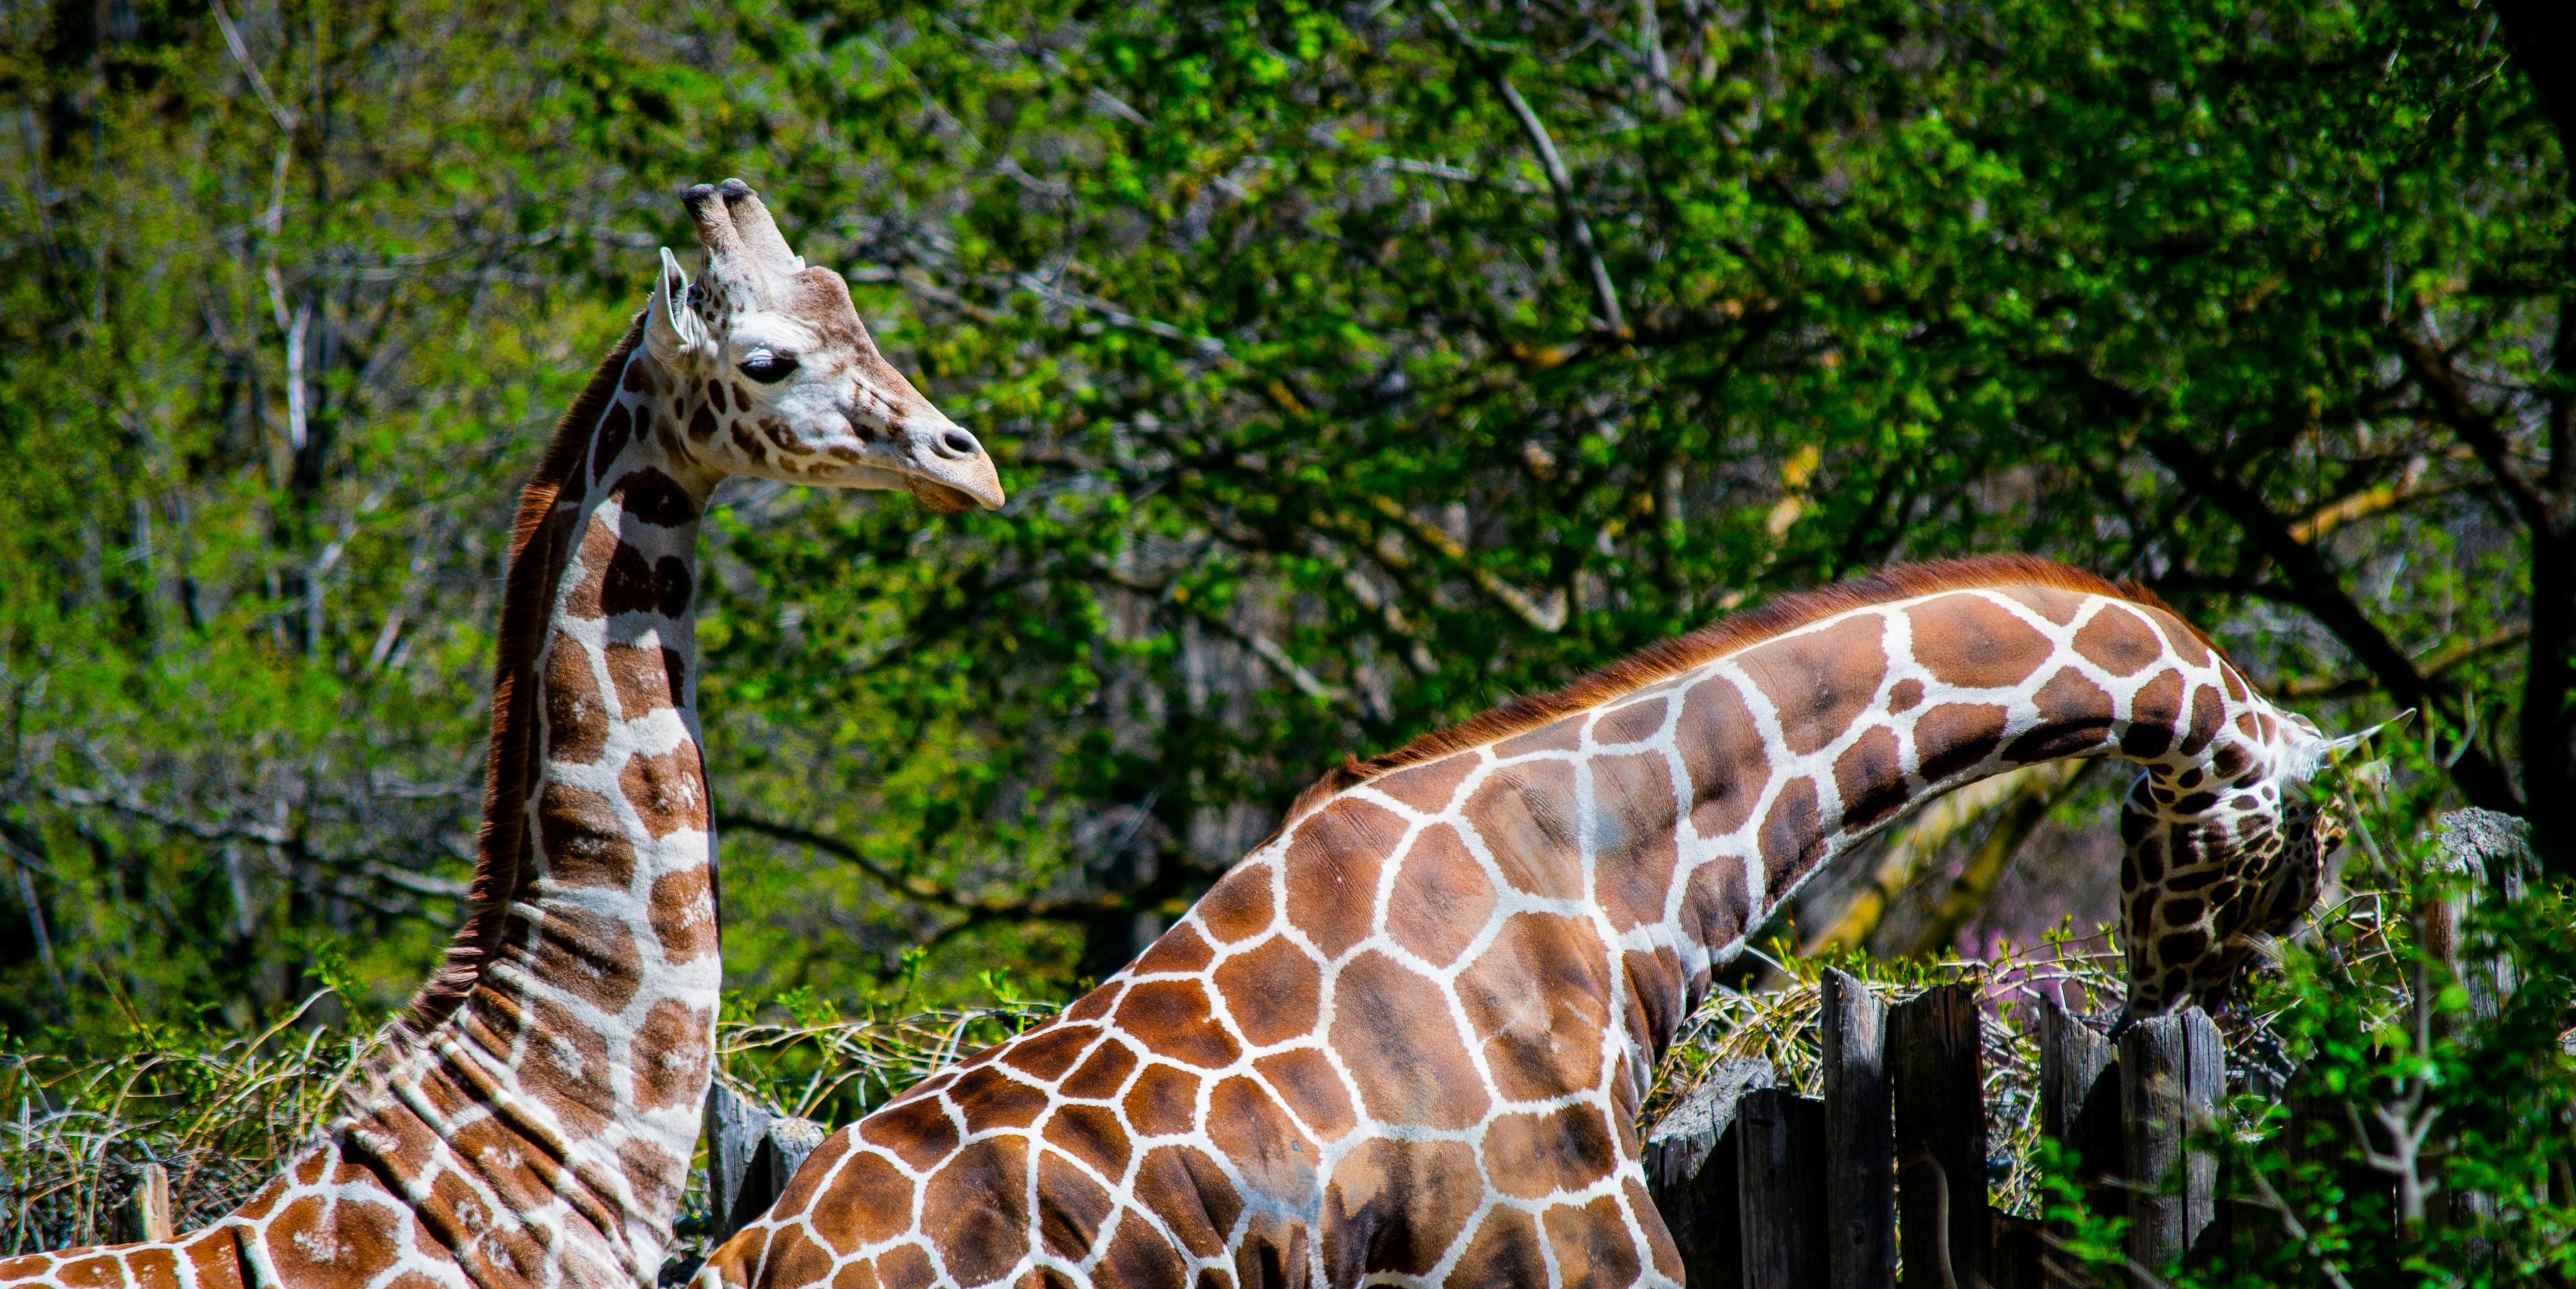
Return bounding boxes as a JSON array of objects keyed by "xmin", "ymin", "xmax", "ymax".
[
  {"xmin": 700, "ymin": 555, "xmax": 2352, "ymax": 1289},
  {"xmin": 0, "ymin": 180, "xmax": 1003, "ymax": 1289}
]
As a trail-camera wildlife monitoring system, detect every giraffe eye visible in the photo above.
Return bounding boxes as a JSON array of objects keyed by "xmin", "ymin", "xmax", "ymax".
[{"xmin": 741, "ymin": 350, "xmax": 798, "ymax": 383}]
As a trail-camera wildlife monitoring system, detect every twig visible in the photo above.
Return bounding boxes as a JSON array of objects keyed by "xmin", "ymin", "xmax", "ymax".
[
  {"xmin": 1426, "ymin": 1, "xmax": 1628, "ymax": 337},
  {"xmin": 1357, "ymin": 494, "xmax": 1568, "ymax": 632},
  {"xmin": 2239, "ymin": 1155, "xmax": 2360, "ymax": 1289},
  {"xmin": 208, "ymin": 0, "xmax": 298, "ymax": 134},
  {"xmin": 715, "ymin": 812, "xmax": 1137, "ymax": 923}
]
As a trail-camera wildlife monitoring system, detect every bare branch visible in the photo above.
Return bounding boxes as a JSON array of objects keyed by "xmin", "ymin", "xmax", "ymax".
[
  {"xmin": 1372, "ymin": 156, "xmax": 1541, "ymax": 197},
  {"xmin": 2283, "ymin": 458, "xmax": 2456, "ymax": 544},
  {"xmin": 1428, "ymin": 1, "xmax": 1628, "ymax": 337},
  {"xmin": 209, "ymin": 0, "xmax": 298, "ymax": 134},
  {"xmin": 2388, "ymin": 327, "xmax": 2550, "ymax": 531},
  {"xmin": 1092, "ymin": 566, "xmax": 1362, "ymax": 713},
  {"xmin": 1362, "ymin": 494, "xmax": 1568, "ymax": 632},
  {"xmin": 716, "ymin": 812, "xmax": 1133, "ymax": 922},
  {"xmin": 1488, "ymin": 77, "xmax": 1627, "ymax": 337},
  {"xmin": 2264, "ymin": 625, "xmax": 2529, "ymax": 702}
]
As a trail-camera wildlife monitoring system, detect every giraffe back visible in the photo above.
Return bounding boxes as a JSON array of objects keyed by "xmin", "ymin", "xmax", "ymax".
[{"xmin": 705, "ymin": 558, "xmax": 2345, "ymax": 1289}]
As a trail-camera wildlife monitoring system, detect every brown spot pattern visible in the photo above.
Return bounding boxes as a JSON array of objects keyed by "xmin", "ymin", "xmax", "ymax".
[
  {"xmin": 541, "ymin": 639, "xmax": 608, "ymax": 764},
  {"xmin": 619, "ymin": 744, "xmax": 709, "ymax": 838},
  {"xmin": 1331, "ymin": 951, "xmax": 1488, "ymax": 1129},
  {"xmin": 1737, "ymin": 612, "xmax": 1888, "ymax": 754},
  {"xmin": 1212, "ymin": 938, "xmax": 1322, "ymax": 1048},
  {"xmin": 1913, "ymin": 592, "xmax": 2051, "ymax": 689},
  {"xmin": 1383, "ymin": 825, "xmax": 1494, "ymax": 967}
]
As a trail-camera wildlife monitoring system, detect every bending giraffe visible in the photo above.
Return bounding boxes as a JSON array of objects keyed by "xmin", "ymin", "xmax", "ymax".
[
  {"xmin": 0, "ymin": 181, "xmax": 1003, "ymax": 1289},
  {"xmin": 704, "ymin": 556, "xmax": 2352, "ymax": 1289}
]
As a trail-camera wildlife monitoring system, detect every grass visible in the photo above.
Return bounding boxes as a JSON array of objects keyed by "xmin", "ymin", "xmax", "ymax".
[{"xmin": 3, "ymin": 900, "xmax": 2400, "ymax": 1257}]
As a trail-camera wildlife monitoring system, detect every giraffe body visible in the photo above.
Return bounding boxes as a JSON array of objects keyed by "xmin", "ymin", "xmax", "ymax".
[
  {"xmin": 0, "ymin": 181, "xmax": 1002, "ymax": 1289},
  {"xmin": 705, "ymin": 559, "xmax": 2340, "ymax": 1289}
]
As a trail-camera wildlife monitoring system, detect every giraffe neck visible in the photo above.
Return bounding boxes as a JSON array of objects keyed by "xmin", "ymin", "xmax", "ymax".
[
  {"xmin": 0, "ymin": 338, "xmax": 730, "ymax": 1289},
  {"xmin": 342, "ymin": 344, "xmax": 722, "ymax": 1281},
  {"xmin": 685, "ymin": 569, "xmax": 2324, "ymax": 1289},
  {"xmin": 295, "ymin": 343, "xmax": 721, "ymax": 1289},
  {"xmin": 1321, "ymin": 580, "xmax": 2311, "ymax": 1086}
]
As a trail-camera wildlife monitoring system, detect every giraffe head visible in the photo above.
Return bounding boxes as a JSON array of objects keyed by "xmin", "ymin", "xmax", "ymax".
[
  {"xmin": 2111, "ymin": 707, "xmax": 2355, "ymax": 1033},
  {"xmin": 642, "ymin": 178, "xmax": 1004, "ymax": 512}
]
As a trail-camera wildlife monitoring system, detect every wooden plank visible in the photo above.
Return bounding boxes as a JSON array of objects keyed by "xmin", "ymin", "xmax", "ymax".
[
  {"xmin": 1820, "ymin": 968, "xmax": 1896, "ymax": 1289},
  {"xmin": 728, "ymin": 1117, "xmax": 831, "ymax": 1234},
  {"xmin": 1990, "ymin": 1214, "xmax": 2047, "ymax": 1289},
  {"xmin": 120, "ymin": 1161, "xmax": 173, "ymax": 1243},
  {"xmin": 2284, "ymin": 1090, "xmax": 2387, "ymax": 1240},
  {"xmin": 1643, "ymin": 1059, "xmax": 1774, "ymax": 1289},
  {"xmin": 1892, "ymin": 983, "xmax": 1987, "ymax": 1289},
  {"xmin": 1736, "ymin": 1088, "xmax": 1828, "ymax": 1289},
  {"xmin": 2038, "ymin": 994, "xmax": 2123, "ymax": 1254},
  {"xmin": 705, "ymin": 1082, "xmax": 774, "ymax": 1242},
  {"xmin": 2119, "ymin": 1009, "xmax": 2222, "ymax": 1273}
]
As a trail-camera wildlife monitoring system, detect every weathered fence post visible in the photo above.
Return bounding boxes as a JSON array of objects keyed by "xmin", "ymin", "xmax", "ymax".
[
  {"xmin": 2119, "ymin": 1008, "xmax": 2222, "ymax": 1274},
  {"xmin": 1737, "ymin": 1088, "xmax": 1829, "ymax": 1289},
  {"xmin": 116, "ymin": 1161, "xmax": 173, "ymax": 1243},
  {"xmin": 2038, "ymin": 995, "xmax": 2123, "ymax": 1229},
  {"xmin": 705, "ymin": 1080, "xmax": 773, "ymax": 1239},
  {"xmin": 1643, "ymin": 1059, "xmax": 1774, "ymax": 1289},
  {"xmin": 734, "ymin": 1117, "xmax": 829, "ymax": 1230},
  {"xmin": 1820, "ymin": 969, "xmax": 1896, "ymax": 1289},
  {"xmin": 1892, "ymin": 983, "xmax": 1986, "ymax": 1289},
  {"xmin": 2424, "ymin": 809, "xmax": 2529, "ymax": 1256},
  {"xmin": 706, "ymin": 1082, "xmax": 832, "ymax": 1241}
]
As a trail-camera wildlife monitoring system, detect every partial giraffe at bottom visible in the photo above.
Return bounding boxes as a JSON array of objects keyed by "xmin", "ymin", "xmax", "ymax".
[{"xmin": 703, "ymin": 555, "xmax": 2352, "ymax": 1289}]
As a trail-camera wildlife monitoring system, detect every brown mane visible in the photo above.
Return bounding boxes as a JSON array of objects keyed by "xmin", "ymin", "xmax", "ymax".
[
  {"xmin": 1287, "ymin": 554, "xmax": 2210, "ymax": 816},
  {"xmin": 394, "ymin": 315, "xmax": 646, "ymax": 1044}
]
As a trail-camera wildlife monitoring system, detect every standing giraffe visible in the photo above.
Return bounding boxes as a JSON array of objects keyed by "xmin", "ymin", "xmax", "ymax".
[
  {"xmin": 703, "ymin": 556, "xmax": 2350, "ymax": 1289},
  {"xmin": 0, "ymin": 180, "xmax": 1002, "ymax": 1289}
]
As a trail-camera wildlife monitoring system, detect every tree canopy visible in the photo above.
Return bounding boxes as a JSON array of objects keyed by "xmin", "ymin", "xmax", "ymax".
[{"xmin": 0, "ymin": 0, "xmax": 2563, "ymax": 1041}]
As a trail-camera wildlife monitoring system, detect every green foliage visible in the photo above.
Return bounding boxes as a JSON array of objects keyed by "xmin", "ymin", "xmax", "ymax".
[
  {"xmin": 0, "ymin": 0, "xmax": 2563, "ymax": 1045},
  {"xmin": 2036, "ymin": 815, "xmax": 2576, "ymax": 1286}
]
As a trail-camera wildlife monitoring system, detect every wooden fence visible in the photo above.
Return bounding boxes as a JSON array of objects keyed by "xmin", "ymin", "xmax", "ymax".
[
  {"xmin": 1641, "ymin": 970, "xmax": 2305, "ymax": 1289},
  {"xmin": 698, "ymin": 979, "xmax": 2276, "ymax": 1287}
]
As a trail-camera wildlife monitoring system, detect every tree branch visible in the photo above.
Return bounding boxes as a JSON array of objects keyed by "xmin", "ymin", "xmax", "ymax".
[
  {"xmin": 1360, "ymin": 494, "xmax": 1569, "ymax": 632},
  {"xmin": 1091, "ymin": 565, "xmax": 1365, "ymax": 715},
  {"xmin": 2143, "ymin": 433, "xmax": 2522, "ymax": 811},
  {"xmin": 1428, "ymin": 1, "xmax": 1628, "ymax": 337},
  {"xmin": 2386, "ymin": 327, "xmax": 2550, "ymax": 531},
  {"xmin": 716, "ymin": 811, "xmax": 1137, "ymax": 922},
  {"xmin": 2262, "ymin": 625, "xmax": 2530, "ymax": 702}
]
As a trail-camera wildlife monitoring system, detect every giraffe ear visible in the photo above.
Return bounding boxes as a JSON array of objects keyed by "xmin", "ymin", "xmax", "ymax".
[{"xmin": 646, "ymin": 247, "xmax": 712, "ymax": 370}]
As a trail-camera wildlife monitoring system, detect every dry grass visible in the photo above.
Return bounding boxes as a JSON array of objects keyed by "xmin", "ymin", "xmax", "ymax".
[
  {"xmin": 0, "ymin": 998, "xmax": 1058, "ymax": 1256},
  {"xmin": 4, "ymin": 895, "xmax": 2399, "ymax": 1254},
  {"xmin": 1, "ymin": 993, "xmax": 381, "ymax": 1252},
  {"xmin": 1647, "ymin": 932, "xmax": 2129, "ymax": 1219}
]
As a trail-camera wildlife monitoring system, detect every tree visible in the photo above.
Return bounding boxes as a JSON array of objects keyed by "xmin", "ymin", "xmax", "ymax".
[{"xmin": 0, "ymin": 0, "xmax": 2561, "ymax": 1038}]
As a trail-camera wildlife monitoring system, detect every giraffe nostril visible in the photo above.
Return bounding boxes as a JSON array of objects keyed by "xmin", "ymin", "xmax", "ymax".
[{"xmin": 936, "ymin": 427, "xmax": 982, "ymax": 460}]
